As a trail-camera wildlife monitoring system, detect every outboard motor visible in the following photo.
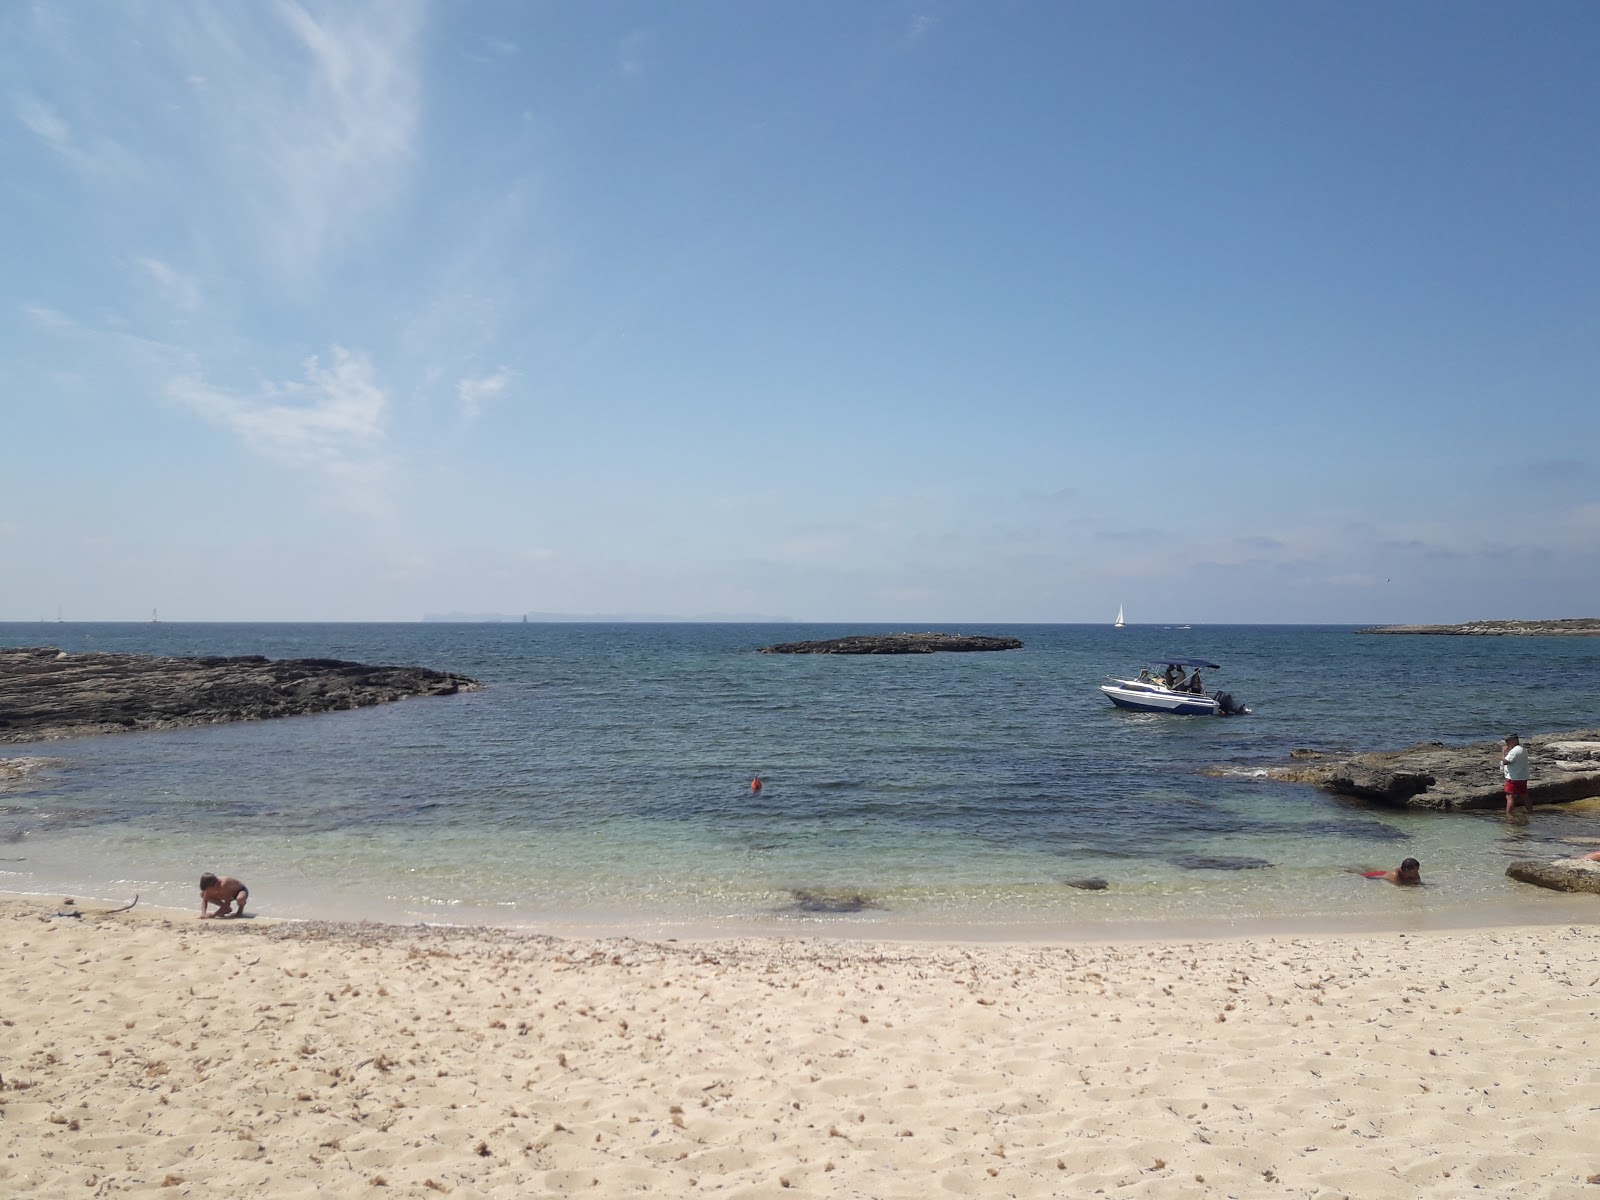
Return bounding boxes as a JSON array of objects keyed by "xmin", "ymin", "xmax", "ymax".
[{"xmin": 1214, "ymin": 691, "xmax": 1249, "ymax": 717}]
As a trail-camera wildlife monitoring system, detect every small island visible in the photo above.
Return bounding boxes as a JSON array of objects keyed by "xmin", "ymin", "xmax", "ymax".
[
  {"xmin": 1357, "ymin": 618, "xmax": 1600, "ymax": 636},
  {"xmin": 759, "ymin": 633, "xmax": 1024, "ymax": 655},
  {"xmin": 0, "ymin": 646, "xmax": 480, "ymax": 743}
]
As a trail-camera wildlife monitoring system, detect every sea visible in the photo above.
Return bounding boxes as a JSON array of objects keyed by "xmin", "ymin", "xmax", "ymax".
[{"xmin": 3, "ymin": 622, "xmax": 1598, "ymax": 941}]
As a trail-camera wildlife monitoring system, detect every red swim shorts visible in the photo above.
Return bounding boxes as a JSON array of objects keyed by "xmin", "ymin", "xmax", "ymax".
[{"xmin": 1504, "ymin": 779, "xmax": 1528, "ymax": 796}]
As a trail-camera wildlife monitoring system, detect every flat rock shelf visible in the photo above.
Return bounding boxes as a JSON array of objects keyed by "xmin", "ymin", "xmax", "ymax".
[
  {"xmin": 1237, "ymin": 729, "xmax": 1600, "ymax": 811},
  {"xmin": 0, "ymin": 646, "xmax": 480, "ymax": 743},
  {"xmin": 1357, "ymin": 618, "xmax": 1600, "ymax": 636},
  {"xmin": 758, "ymin": 633, "xmax": 1024, "ymax": 655}
]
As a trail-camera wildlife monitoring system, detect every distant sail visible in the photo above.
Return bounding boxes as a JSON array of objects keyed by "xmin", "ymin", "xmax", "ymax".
[{"xmin": 1114, "ymin": 605, "xmax": 1125, "ymax": 628}]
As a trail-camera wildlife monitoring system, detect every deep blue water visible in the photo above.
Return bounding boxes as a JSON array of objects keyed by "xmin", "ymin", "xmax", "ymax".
[{"xmin": 3, "ymin": 622, "xmax": 1598, "ymax": 936}]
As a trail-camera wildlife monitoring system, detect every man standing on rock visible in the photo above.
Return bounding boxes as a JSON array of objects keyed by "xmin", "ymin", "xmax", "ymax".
[{"xmin": 1500, "ymin": 734, "xmax": 1531, "ymax": 816}]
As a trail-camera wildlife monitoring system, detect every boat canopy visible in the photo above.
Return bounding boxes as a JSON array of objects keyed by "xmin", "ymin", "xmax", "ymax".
[{"xmin": 1149, "ymin": 658, "xmax": 1220, "ymax": 669}]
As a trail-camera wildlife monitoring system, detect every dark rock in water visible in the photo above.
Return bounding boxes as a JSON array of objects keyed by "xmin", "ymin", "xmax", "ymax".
[
  {"xmin": 1065, "ymin": 877, "xmax": 1109, "ymax": 890},
  {"xmin": 785, "ymin": 889, "xmax": 884, "ymax": 913},
  {"xmin": 1252, "ymin": 729, "xmax": 1600, "ymax": 812},
  {"xmin": 759, "ymin": 633, "xmax": 1023, "ymax": 655},
  {"xmin": 1324, "ymin": 766, "xmax": 1437, "ymax": 804},
  {"xmin": 1506, "ymin": 859, "xmax": 1600, "ymax": 894},
  {"xmin": 0, "ymin": 646, "xmax": 480, "ymax": 743},
  {"xmin": 1258, "ymin": 816, "xmax": 1407, "ymax": 842},
  {"xmin": 1172, "ymin": 854, "xmax": 1274, "ymax": 871}
]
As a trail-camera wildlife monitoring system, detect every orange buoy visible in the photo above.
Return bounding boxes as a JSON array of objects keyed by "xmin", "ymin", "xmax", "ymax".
[{"xmin": 750, "ymin": 777, "xmax": 763, "ymax": 792}]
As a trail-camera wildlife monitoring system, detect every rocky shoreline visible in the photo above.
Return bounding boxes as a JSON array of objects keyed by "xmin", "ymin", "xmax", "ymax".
[
  {"xmin": 0, "ymin": 646, "xmax": 480, "ymax": 744},
  {"xmin": 1244, "ymin": 728, "xmax": 1600, "ymax": 812},
  {"xmin": 1357, "ymin": 618, "xmax": 1600, "ymax": 636},
  {"xmin": 1233, "ymin": 731, "xmax": 1600, "ymax": 895},
  {"xmin": 759, "ymin": 633, "xmax": 1024, "ymax": 655}
]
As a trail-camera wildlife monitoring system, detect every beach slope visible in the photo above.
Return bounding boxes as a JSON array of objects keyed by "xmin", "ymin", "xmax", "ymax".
[{"xmin": 2, "ymin": 899, "xmax": 1595, "ymax": 1198}]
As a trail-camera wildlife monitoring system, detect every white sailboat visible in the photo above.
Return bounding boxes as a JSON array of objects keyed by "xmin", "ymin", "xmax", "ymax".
[{"xmin": 1113, "ymin": 605, "xmax": 1125, "ymax": 629}]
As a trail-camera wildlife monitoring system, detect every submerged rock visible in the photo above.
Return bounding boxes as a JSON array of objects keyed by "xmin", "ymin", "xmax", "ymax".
[
  {"xmin": 1171, "ymin": 854, "xmax": 1274, "ymax": 871},
  {"xmin": 784, "ymin": 889, "xmax": 885, "ymax": 913},
  {"xmin": 1505, "ymin": 859, "xmax": 1600, "ymax": 894},
  {"xmin": 759, "ymin": 633, "xmax": 1023, "ymax": 655},
  {"xmin": 0, "ymin": 646, "xmax": 480, "ymax": 743},
  {"xmin": 0, "ymin": 755, "xmax": 63, "ymax": 793},
  {"xmin": 1065, "ymin": 877, "xmax": 1109, "ymax": 890}
]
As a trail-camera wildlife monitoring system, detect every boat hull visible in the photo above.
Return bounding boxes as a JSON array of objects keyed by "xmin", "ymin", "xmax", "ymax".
[{"xmin": 1100, "ymin": 683, "xmax": 1220, "ymax": 716}]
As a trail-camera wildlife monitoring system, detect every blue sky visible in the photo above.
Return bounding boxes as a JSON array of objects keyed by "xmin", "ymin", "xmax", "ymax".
[{"xmin": 3, "ymin": 1, "xmax": 1596, "ymax": 623}]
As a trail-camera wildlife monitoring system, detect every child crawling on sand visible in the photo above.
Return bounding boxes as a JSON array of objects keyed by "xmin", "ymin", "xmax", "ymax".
[
  {"xmin": 1363, "ymin": 858, "xmax": 1421, "ymax": 886},
  {"xmin": 199, "ymin": 872, "xmax": 249, "ymax": 918}
]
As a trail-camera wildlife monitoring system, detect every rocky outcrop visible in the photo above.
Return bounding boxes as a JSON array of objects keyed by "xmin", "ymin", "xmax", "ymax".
[
  {"xmin": 759, "ymin": 633, "xmax": 1024, "ymax": 655},
  {"xmin": 1358, "ymin": 619, "xmax": 1600, "ymax": 636},
  {"xmin": 1506, "ymin": 859, "xmax": 1600, "ymax": 894},
  {"xmin": 1255, "ymin": 730, "xmax": 1600, "ymax": 811},
  {"xmin": 0, "ymin": 646, "xmax": 480, "ymax": 744}
]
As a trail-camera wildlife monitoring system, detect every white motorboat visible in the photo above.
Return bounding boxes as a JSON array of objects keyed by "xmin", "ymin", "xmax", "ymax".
[{"xmin": 1099, "ymin": 658, "xmax": 1249, "ymax": 717}]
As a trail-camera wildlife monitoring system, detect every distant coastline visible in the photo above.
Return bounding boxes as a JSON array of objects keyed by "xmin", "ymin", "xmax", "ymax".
[
  {"xmin": 1357, "ymin": 618, "xmax": 1600, "ymax": 636},
  {"xmin": 422, "ymin": 611, "xmax": 798, "ymax": 623}
]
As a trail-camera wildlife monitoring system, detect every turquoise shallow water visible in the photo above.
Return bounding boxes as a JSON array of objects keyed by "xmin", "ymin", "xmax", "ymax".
[{"xmin": 2, "ymin": 622, "xmax": 1598, "ymax": 938}]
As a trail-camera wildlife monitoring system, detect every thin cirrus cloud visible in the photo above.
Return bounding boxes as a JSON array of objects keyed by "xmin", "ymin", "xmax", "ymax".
[
  {"xmin": 167, "ymin": 347, "xmax": 393, "ymax": 511},
  {"xmin": 8, "ymin": 4, "xmax": 434, "ymax": 516},
  {"xmin": 11, "ymin": 2, "xmax": 427, "ymax": 278},
  {"xmin": 13, "ymin": 92, "xmax": 70, "ymax": 143},
  {"xmin": 136, "ymin": 257, "xmax": 202, "ymax": 312},
  {"xmin": 456, "ymin": 369, "xmax": 515, "ymax": 421},
  {"xmin": 175, "ymin": 0, "xmax": 428, "ymax": 275}
]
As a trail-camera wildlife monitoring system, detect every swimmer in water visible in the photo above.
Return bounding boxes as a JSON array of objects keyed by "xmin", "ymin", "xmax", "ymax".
[{"xmin": 1362, "ymin": 857, "xmax": 1421, "ymax": 886}]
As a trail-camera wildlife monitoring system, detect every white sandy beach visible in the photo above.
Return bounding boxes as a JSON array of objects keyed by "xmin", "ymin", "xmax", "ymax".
[{"xmin": 2, "ymin": 896, "xmax": 1596, "ymax": 1199}]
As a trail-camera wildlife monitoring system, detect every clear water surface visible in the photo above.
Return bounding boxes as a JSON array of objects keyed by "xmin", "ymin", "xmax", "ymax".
[{"xmin": 2, "ymin": 622, "xmax": 1597, "ymax": 939}]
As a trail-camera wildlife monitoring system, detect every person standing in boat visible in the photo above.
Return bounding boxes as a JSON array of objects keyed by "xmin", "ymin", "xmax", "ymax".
[{"xmin": 1186, "ymin": 669, "xmax": 1205, "ymax": 694}]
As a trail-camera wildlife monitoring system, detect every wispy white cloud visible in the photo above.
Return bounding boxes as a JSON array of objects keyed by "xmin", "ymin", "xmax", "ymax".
[
  {"xmin": 617, "ymin": 29, "xmax": 650, "ymax": 78},
  {"xmin": 12, "ymin": 2, "xmax": 428, "ymax": 279},
  {"xmin": 10, "ymin": 84, "xmax": 142, "ymax": 182},
  {"xmin": 466, "ymin": 35, "xmax": 519, "ymax": 62},
  {"xmin": 12, "ymin": 92, "xmax": 70, "ymax": 143},
  {"xmin": 456, "ymin": 369, "xmax": 514, "ymax": 420},
  {"xmin": 1316, "ymin": 573, "xmax": 1388, "ymax": 589},
  {"xmin": 136, "ymin": 257, "xmax": 203, "ymax": 311},
  {"xmin": 167, "ymin": 346, "xmax": 393, "ymax": 511},
  {"xmin": 206, "ymin": 0, "xmax": 427, "ymax": 274},
  {"xmin": 21, "ymin": 302, "xmax": 74, "ymax": 330},
  {"xmin": 19, "ymin": 299, "xmax": 191, "ymax": 377}
]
